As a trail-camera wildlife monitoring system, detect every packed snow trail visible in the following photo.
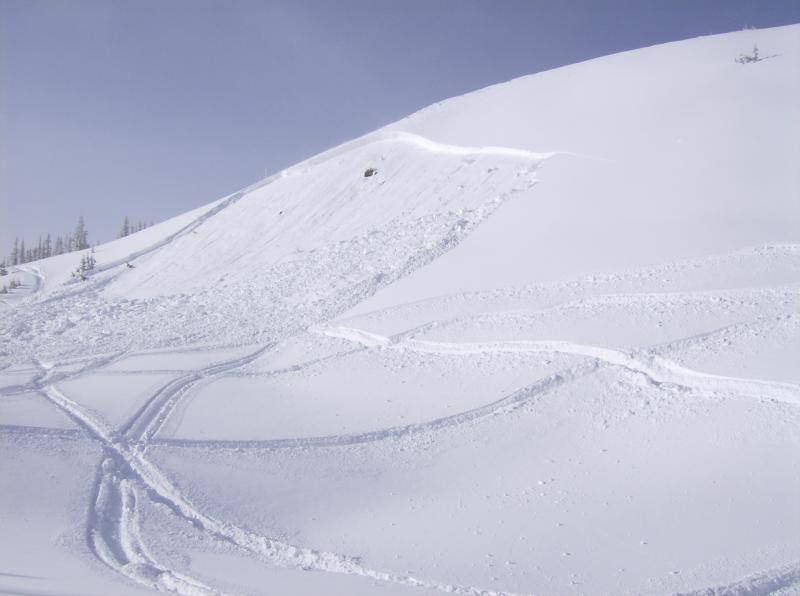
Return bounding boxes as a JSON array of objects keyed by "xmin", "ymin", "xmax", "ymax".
[
  {"xmin": 152, "ymin": 299, "xmax": 799, "ymax": 453},
  {"xmin": 89, "ymin": 468, "xmax": 220, "ymax": 595},
  {"xmin": 120, "ymin": 344, "xmax": 276, "ymax": 444},
  {"xmin": 0, "ymin": 349, "xmax": 130, "ymax": 396},
  {"xmin": 318, "ymin": 326, "xmax": 800, "ymax": 405},
  {"xmin": 152, "ymin": 361, "xmax": 598, "ymax": 450},
  {"xmin": 404, "ymin": 338, "xmax": 800, "ymax": 404}
]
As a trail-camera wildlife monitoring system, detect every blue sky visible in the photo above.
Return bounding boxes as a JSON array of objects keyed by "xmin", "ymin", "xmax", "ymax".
[{"xmin": 2, "ymin": 0, "xmax": 799, "ymax": 247}]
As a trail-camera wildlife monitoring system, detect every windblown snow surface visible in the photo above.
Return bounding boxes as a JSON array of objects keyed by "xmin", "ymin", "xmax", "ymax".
[{"xmin": 2, "ymin": 25, "xmax": 800, "ymax": 596}]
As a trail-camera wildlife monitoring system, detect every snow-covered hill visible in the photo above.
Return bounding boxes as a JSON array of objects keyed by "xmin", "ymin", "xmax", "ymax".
[{"xmin": 1, "ymin": 24, "xmax": 799, "ymax": 596}]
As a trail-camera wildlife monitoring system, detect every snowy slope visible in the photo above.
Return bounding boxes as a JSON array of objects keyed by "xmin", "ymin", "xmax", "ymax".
[
  {"xmin": 353, "ymin": 23, "xmax": 800, "ymax": 312},
  {"xmin": 1, "ymin": 24, "xmax": 799, "ymax": 596}
]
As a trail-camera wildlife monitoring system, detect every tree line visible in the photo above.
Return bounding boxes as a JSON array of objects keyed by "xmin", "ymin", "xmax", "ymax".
[
  {"xmin": 6, "ymin": 216, "xmax": 89, "ymax": 265},
  {"xmin": 3, "ymin": 216, "xmax": 153, "ymax": 267},
  {"xmin": 118, "ymin": 217, "xmax": 154, "ymax": 239}
]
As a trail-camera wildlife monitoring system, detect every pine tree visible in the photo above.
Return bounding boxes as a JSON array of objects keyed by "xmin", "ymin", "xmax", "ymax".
[
  {"xmin": 119, "ymin": 216, "xmax": 130, "ymax": 238},
  {"xmin": 74, "ymin": 216, "xmax": 88, "ymax": 250},
  {"xmin": 19, "ymin": 240, "xmax": 26, "ymax": 264},
  {"xmin": 54, "ymin": 236, "xmax": 64, "ymax": 256},
  {"xmin": 0, "ymin": 261, "xmax": 7, "ymax": 276},
  {"xmin": 44, "ymin": 234, "xmax": 52, "ymax": 258},
  {"xmin": 77, "ymin": 251, "xmax": 95, "ymax": 274},
  {"xmin": 10, "ymin": 238, "xmax": 18, "ymax": 266}
]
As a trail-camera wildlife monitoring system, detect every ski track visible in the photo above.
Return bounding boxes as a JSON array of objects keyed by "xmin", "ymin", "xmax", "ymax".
[
  {"xmin": 152, "ymin": 360, "xmax": 599, "ymax": 451},
  {"xmin": 0, "ymin": 349, "xmax": 131, "ymax": 397},
  {"xmin": 119, "ymin": 343, "xmax": 276, "ymax": 445},
  {"xmin": 403, "ymin": 338, "xmax": 800, "ymax": 405},
  {"xmin": 317, "ymin": 324, "xmax": 800, "ymax": 406},
  {"xmin": 89, "ymin": 466, "xmax": 220, "ymax": 595},
  {"xmin": 38, "ymin": 360, "xmax": 511, "ymax": 596}
]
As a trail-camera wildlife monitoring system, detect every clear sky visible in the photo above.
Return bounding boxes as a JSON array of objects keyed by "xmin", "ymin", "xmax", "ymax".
[{"xmin": 2, "ymin": 0, "xmax": 799, "ymax": 248}]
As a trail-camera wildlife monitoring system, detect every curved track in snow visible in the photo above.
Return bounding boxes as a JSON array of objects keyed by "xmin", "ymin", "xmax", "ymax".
[{"xmin": 37, "ymin": 357, "xmax": 514, "ymax": 596}]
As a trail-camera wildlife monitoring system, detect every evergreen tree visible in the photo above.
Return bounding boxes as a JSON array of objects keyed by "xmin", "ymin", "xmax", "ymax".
[
  {"xmin": 78, "ymin": 251, "xmax": 95, "ymax": 273},
  {"xmin": 0, "ymin": 261, "xmax": 7, "ymax": 276},
  {"xmin": 5, "ymin": 215, "xmax": 160, "ymax": 265},
  {"xmin": 74, "ymin": 216, "xmax": 88, "ymax": 250}
]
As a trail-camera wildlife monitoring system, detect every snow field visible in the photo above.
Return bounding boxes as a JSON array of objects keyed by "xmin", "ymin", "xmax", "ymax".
[{"xmin": 1, "ymin": 24, "xmax": 799, "ymax": 596}]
